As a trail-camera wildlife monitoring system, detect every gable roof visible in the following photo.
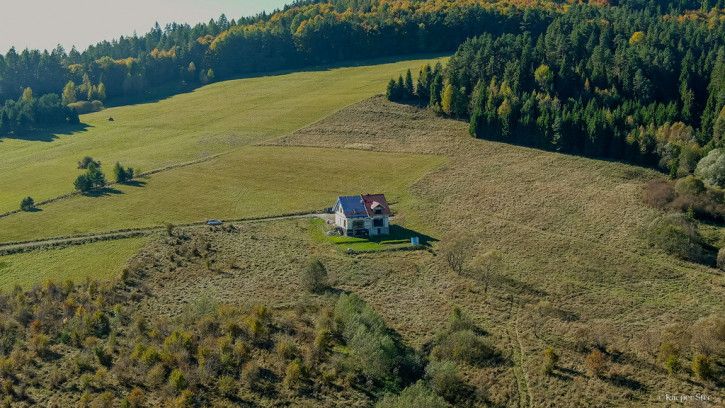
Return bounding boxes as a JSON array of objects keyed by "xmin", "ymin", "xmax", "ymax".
[
  {"xmin": 335, "ymin": 195, "xmax": 369, "ymax": 218},
  {"xmin": 362, "ymin": 194, "xmax": 391, "ymax": 216}
]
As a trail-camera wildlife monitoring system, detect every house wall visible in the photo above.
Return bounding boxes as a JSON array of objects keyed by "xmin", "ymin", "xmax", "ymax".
[
  {"xmin": 369, "ymin": 215, "xmax": 389, "ymax": 236},
  {"xmin": 334, "ymin": 206, "xmax": 390, "ymax": 236}
]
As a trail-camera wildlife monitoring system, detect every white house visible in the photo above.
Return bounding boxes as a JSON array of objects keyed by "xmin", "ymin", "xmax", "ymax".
[{"xmin": 333, "ymin": 194, "xmax": 391, "ymax": 237}]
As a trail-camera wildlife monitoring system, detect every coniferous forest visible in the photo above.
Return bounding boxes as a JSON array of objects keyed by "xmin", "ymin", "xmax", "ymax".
[
  {"xmin": 388, "ymin": 1, "xmax": 725, "ymax": 175},
  {"xmin": 2, "ymin": 0, "xmax": 725, "ymax": 170}
]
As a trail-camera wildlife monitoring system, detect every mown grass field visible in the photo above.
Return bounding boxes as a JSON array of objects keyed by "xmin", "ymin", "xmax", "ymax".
[
  {"xmin": 0, "ymin": 55, "xmax": 447, "ymax": 215},
  {"xmin": 0, "ymin": 237, "xmax": 151, "ymax": 292},
  {"xmin": 309, "ymin": 218, "xmax": 432, "ymax": 252},
  {"xmin": 0, "ymin": 146, "xmax": 445, "ymax": 242}
]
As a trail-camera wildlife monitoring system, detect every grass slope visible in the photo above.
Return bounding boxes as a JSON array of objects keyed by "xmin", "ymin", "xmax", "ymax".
[
  {"xmin": 0, "ymin": 55, "xmax": 447, "ymax": 214},
  {"xmin": 0, "ymin": 237, "xmax": 150, "ymax": 292},
  {"xmin": 0, "ymin": 146, "xmax": 445, "ymax": 242},
  {"xmin": 266, "ymin": 96, "xmax": 725, "ymax": 406}
]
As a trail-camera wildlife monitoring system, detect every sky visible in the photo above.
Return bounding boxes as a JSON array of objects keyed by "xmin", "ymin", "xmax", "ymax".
[{"xmin": 0, "ymin": 0, "xmax": 290, "ymax": 53}]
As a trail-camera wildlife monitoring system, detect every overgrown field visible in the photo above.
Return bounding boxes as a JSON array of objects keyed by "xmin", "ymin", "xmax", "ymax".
[
  {"xmin": 265, "ymin": 96, "xmax": 725, "ymax": 406},
  {"xmin": 0, "ymin": 55, "xmax": 447, "ymax": 215}
]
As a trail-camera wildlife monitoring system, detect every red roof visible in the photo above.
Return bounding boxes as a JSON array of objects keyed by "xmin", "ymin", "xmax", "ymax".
[{"xmin": 361, "ymin": 194, "xmax": 391, "ymax": 216}]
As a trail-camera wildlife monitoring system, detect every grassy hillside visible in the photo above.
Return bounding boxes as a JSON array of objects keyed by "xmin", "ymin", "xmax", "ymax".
[
  {"xmin": 266, "ymin": 96, "xmax": 725, "ymax": 406},
  {"xmin": 0, "ymin": 55, "xmax": 447, "ymax": 215},
  {"xmin": 0, "ymin": 146, "xmax": 444, "ymax": 242},
  {"xmin": 0, "ymin": 237, "xmax": 150, "ymax": 291}
]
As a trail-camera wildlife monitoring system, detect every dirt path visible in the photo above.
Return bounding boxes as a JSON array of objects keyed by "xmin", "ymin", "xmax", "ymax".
[{"xmin": 0, "ymin": 212, "xmax": 323, "ymax": 255}]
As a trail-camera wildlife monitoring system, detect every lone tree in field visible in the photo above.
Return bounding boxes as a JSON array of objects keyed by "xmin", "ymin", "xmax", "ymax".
[
  {"xmin": 441, "ymin": 233, "xmax": 473, "ymax": 275},
  {"xmin": 301, "ymin": 258, "xmax": 327, "ymax": 293},
  {"xmin": 20, "ymin": 197, "xmax": 35, "ymax": 212},
  {"xmin": 471, "ymin": 249, "xmax": 503, "ymax": 293}
]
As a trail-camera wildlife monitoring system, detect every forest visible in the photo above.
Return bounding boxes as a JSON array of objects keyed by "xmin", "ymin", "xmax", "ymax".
[
  {"xmin": 0, "ymin": 0, "xmax": 560, "ymax": 135},
  {"xmin": 387, "ymin": 1, "xmax": 725, "ymax": 176}
]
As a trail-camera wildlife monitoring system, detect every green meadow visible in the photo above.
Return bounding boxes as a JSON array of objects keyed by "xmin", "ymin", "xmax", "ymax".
[
  {"xmin": 0, "ymin": 146, "xmax": 445, "ymax": 242},
  {"xmin": 0, "ymin": 55, "xmax": 447, "ymax": 215},
  {"xmin": 0, "ymin": 237, "xmax": 150, "ymax": 292}
]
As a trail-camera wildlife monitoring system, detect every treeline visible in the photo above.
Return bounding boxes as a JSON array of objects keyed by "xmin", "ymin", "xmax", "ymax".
[
  {"xmin": 0, "ymin": 0, "xmax": 559, "ymax": 129},
  {"xmin": 0, "ymin": 91, "xmax": 78, "ymax": 136},
  {"xmin": 389, "ymin": 2, "xmax": 725, "ymax": 174}
]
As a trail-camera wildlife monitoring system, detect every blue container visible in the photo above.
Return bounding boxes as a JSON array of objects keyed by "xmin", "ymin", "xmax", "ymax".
[{"xmin": 411, "ymin": 237, "xmax": 420, "ymax": 245}]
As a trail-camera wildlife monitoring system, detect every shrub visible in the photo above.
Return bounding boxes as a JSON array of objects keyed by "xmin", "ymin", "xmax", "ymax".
[
  {"xmin": 695, "ymin": 148, "xmax": 725, "ymax": 187},
  {"xmin": 165, "ymin": 223, "xmax": 175, "ymax": 237},
  {"xmin": 77, "ymin": 156, "xmax": 100, "ymax": 169},
  {"xmin": 432, "ymin": 330, "xmax": 493, "ymax": 365},
  {"xmin": 665, "ymin": 355, "xmax": 681, "ymax": 375},
  {"xmin": 284, "ymin": 358, "xmax": 306, "ymax": 389},
  {"xmin": 146, "ymin": 364, "xmax": 167, "ymax": 388},
  {"xmin": 542, "ymin": 347, "xmax": 559, "ymax": 375},
  {"xmin": 126, "ymin": 387, "xmax": 145, "ymax": 408},
  {"xmin": 425, "ymin": 360, "xmax": 463, "ymax": 402},
  {"xmin": 644, "ymin": 179, "xmax": 675, "ymax": 209},
  {"xmin": 169, "ymin": 369, "xmax": 188, "ymax": 392},
  {"xmin": 242, "ymin": 361, "xmax": 262, "ymax": 390},
  {"xmin": 217, "ymin": 375, "xmax": 238, "ymax": 398},
  {"xmin": 585, "ymin": 350, "xmax": 608, "ymax": 377},
  {"xmin": 376, "ymin": 381, "xmax": 450, "ymax": 408},
  {"xmin": 141, "ymin": 347, "xmax": 161, "ymax": 366},
  {"xmin": 717, "ymin": 249, "xmax": 725, "ymax": 270},
  {"xmin": 94, "ymin": 344, "xmax": 112, "ymax": 367},
  {"xmin": 301, "ymin": 258, "xmax": 328, "ymax": 293},
  {"xmin": 19, "ymin": 197, "xmax": 34, "ymax": 212},
  {"xmin": 446, "ymin": 306, "xmax": 475, "ymax": 333},
  {"xmin": 91, "ymin": 392, "xmax": 114, "ymax": 408},
  {"xmin": 647, "ymin": 214, "xmax": 705, "ymax": 261},
  {"xmin": 658, "ymin": 341, "xmax": 680, "ymax": 362},
  {"xmin": 675, "ymin": 176, "xmax": 706, "ymax": 196},
  {"xmin": 68, "ymin": 100, "xmax": 104, "ymax": 114},
  {"xmin": 164, "ymin": 330, "xmax": 194, "ymax": 354},
  {"xmin": 691, "ymin": 354, "xmax": 713, "ymax": 380},
  {"xmin": 29, "ymin": 334, "xmax": 50, "ymax": 357}
]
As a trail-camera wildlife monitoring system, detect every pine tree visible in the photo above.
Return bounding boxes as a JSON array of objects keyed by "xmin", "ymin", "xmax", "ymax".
[
  {"xmin": 404, "ymin": 69, "xmax": 414, "ymax": 99},
  {"xmin": 113, "ymin": 162, "xmax": 128, "ymax": 183},
  {"xmin": 386, "ymin": 79, "xmax": 397, "ymax": 101},
  {"xmin": 430, "ymin": 72, "xmax": 443, "ymax": 108},
  {"xmin": 0, "ymin": 110, "xmax": 10, "ymax": 135},
  {"xmin": 416, "ymin": 64, "xmax": 432, "ymax": 101}
]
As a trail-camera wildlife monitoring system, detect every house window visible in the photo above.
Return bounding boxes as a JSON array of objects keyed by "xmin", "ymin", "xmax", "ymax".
[
  {"xmin": 375, "ymin": 207, "xmax": 383, "ymax": 214},
  {"xmin": 373, "ymin": 218, "xmax": 383, "ymax": 227}
]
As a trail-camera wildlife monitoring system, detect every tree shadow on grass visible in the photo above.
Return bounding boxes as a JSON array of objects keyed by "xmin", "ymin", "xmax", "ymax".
[
  {"xmin": 83, "ymin": 187, "xmax": 123, "ymax": 197},
  {"xmin": 122, "ymin": 179, "xmax": 147, "ymax": 188},
  {"xmin": 0, "ymin": 122, "xmax": 92, "ymax": 143}
]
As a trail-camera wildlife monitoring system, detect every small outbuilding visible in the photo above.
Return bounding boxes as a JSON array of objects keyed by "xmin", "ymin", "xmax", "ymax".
[{"xmin": 333, "ymin": 194, "xmax": 391, "ymax": 237}]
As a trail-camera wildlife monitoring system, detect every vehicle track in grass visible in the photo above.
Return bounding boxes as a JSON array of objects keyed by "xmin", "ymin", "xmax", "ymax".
[{"xmin": 0, "ymin": 212, "xmax": 322, "ymax": 255}]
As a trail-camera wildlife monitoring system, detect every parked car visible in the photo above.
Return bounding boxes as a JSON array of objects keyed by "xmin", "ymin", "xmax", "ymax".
[{"xmin": 206, "ymin": 219, "xmax": 222, "ymax": 225}]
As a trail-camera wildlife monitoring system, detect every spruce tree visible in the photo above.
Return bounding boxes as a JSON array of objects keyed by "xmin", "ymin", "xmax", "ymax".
[{"xmin": 404, "ymin": 69, "xmax": 414, "ymax": 99}]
